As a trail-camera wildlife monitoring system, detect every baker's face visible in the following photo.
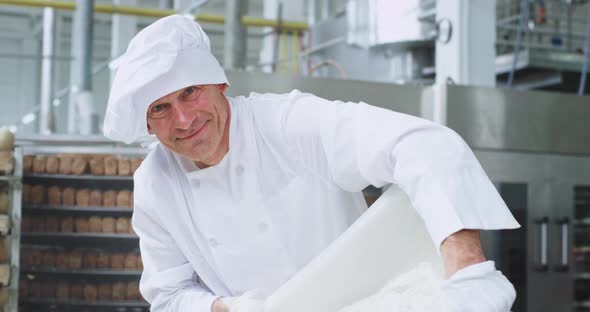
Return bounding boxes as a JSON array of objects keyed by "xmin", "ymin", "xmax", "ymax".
[{"xmin": 147, "ymin": 84, "xmax": 230, "ymax": 167}]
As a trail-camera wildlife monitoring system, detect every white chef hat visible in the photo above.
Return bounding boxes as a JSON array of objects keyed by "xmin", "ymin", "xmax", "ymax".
[{"xmin": 103, "ymin": 14, "xmax": 228, "ymax": 144}]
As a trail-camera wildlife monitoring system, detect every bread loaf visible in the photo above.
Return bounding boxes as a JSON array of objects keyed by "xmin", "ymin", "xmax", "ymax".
[
  {"xmin": 45, "ymin": 156, "xmax": 59, "ymax": 174},
  {"xmin": 76, "ymin": 189, "xmax": 90, "ymax": 206},
  {"xmin": 47, "ymin": 186, "xmax": 62, "ymax": 205},
  {"xmin": 60, "ymin": 216, "xmax": 74, "ymax": 232},
  {"xmin": 102, "ymin": 217, "xmax": 115, "ymax": 233},
  {"xmin": 137, "ymin": 255, "xmax": 143, "ymax": 270},
  {"xmin": 22, "ymin": 184, "xmax": 31, "ymax": 205},
  {"xmin": 32, "ymin": 156, "xmax": 46, "ymax": 174},
  {"xmin": 116, "ymin": 190, "xmax": 131, "ymax": 207},
  {"xmin": 0, "ymin": 239, "xmax": 8, "ymax": 263},
  {"xmin": 74, "ymin": 217, "xmax": 90, "ymax": 233},
  {"xmin": 83, "ymin": 284, "xmax": 98, "ymax": 301},
  {"xmin": 45, "ymin": 216, "xmax": 59, "ymax": 232},
  {"xmin": 0, "ymin": 128, "xmax": 14, "ymax": 151},
  {"xmin": 62, "ymin": 187, "xmax": 75, "ymax": 206},
  {"xmin": 19, "ymin": 279, "xmax": 28, "ymax": 299},
  {"xmin": 31, "ymin": 217, "xmax": 45, "ymax": 232},
  {"xmin": 98, "ymin": 282, "xmax": 112, "ymax": 300},
  {"xmin": 21, "ymin": 216, "xmax": 31, "ymax": 232},
  {"xmin": 115, "ymin": 217, "xmax": 129, "ymax": 233},
  {"xmin": 20, "ymin": 248, "xmax": 32, "ymax": 267},
  {"xmin": 56, "ymin": 252, "xmax": 68, "ymax": 269},
  {"xmin": 124, "ymin": 253, "xmax": 136, "ymax": 270},
  {"xmin": 104, "ymin": 156, "xmax": 118, "ymax": 176},
  {"xmin": 31, "ymin": 185, "xmax": 46, "ymax": 205},
  {"xmin": 129, "ymin": 222, "xmax": 136, "ymax": 235},
  {"xmin": 89, "ymin": 157, "xmax": 105, "ymax": 176},
  {"xmin": 30, "ymin": 249, "xmax": 43, "ymax": 267},
  {"xmin": 131, "ymin": 157, "xmax": 143, "ymax": 174},
  {"xmin": 110, "ymin": 253, "xmax": 125, "ymax": 269},
  {"xmin": 0, "ymin": 151, "xmax": 13, "ymax": 175},
  {"xmin": 130, "ymin": 191, "xmax": 134, "ymax": 208},
  {"xmin": 126, "ymin": 281, "xmax": 140, "ymax": 300},
  {"xmin": 0, "ymin": 284, "xmax": 8, "ymax": 305},
  {"xmin": 96, "ymin": 253, "xmax": 110, "ymax": 269},
  {"xmin": 69, "ymin": 282, "xmax": 83, "ymax": 300},
  {"xmin": 83, "ymin": 250, "xmax": 98, "ymax": 268},
  {"xmin": 103, "ymin": 190, "xmax": 117, "ymax": 207},
  {"xmin": 58, "ymin": 156, "xmax": 73, "ymax": 175},
  {"xmin": 71, "ymin": 156, "xmax": 88, "ymax": 175},
  {"xmin": 89, "ymin": 216, "xmax": 102, "ymax": 232},
  {"xmin": 111, "ymin": 281, "xmax": 126, "ymax": 301},
  {"xmin": 41, "ymin": 250, "xmax": 56, "ymax": 268},
  {"xmin": 29, "ymin": 281, "xmax": 41, "ymax": 298},
  {"xmin": 89, "ymin": 189, "xmax": 102, "ymax": 206},
  {"xmin": 0, "ymin": 192, "xmax": 8, "ymax": 214},
  {"xmin": 68, "ymin": 250, "xmax": 83, "ymax": 269},
  {"xmin": 117, "ymin": 158, "xmax": 131, "ymax": 176},
  {"xmin": 23, "ymin": 155, "xmax": 34, "ymax": 174},
  {"xmin": 56, "ymin": 281, "xmax": 69, "ymax": 299},
  {"xmin": 40, "ymin": 281, "xmax": 55, "ymax": 298}
]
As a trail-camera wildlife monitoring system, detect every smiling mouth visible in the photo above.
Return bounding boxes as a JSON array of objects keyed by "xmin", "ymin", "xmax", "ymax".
[{"xmin": 177, "ymin": 122, "xmax": 208, "ymax": 141}]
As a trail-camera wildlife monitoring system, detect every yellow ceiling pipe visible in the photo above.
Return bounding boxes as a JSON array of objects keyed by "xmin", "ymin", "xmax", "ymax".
[{"xmin": 0, "ymin": 0, "xmax": 308, "ymax": 31}]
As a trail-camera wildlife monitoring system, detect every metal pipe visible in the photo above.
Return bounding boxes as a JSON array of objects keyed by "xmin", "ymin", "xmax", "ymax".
[
  {"xmin": 567, "ymin": 2, "xmax": 573, "ymax": 51},
  {"xmin": 40, "ymin": 7, "xmax": 55, "ymax": 134},
  {"xmin": 507, "ymin": 0, "xmax": 528, "ymax": 87},
  {"xmin": 77, "ymin": 0, "xmax": 93, "ymax": 92},
  {"xmin": 577, "ymin": 2, "xmax": 590, "ymax": 95},
  {"xmin": 321, "ymin": 0, "xmax": 329, "ymax": 20},
  {"xmin": 0, "ymin": 0, "xmax": 308, "ymax": 31},
  {"xmin": 68, "ymin": 0, "xmax": 95, "ymax": 134},
  {"xmin": 307, "ymin": 0, "xmax": 316, "ymax": 26},
  {"xmin": 224, "ymin": 0, "xmax": 248, "ymax": 70},
  {"xmin": 272, "ymin": 2, "xmax": 283, "ymax": 73},
  {"xmin": 497, "ymin": 24, "xmax": 587, "ymax": 40}
]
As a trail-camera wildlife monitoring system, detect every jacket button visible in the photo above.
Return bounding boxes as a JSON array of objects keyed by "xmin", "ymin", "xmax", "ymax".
[{"xmin": 192, "ymin": 179, "xmax": 201, "ymax": 188}]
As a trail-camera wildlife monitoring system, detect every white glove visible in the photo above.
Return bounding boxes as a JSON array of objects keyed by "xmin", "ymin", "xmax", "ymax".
[
  {"xmin": 442, "ymin": 261, "xmax": 516, "ymax": 312},
  {"xmin": 221, "ymin": 290, "xmax": 265, "ymax": 312}
]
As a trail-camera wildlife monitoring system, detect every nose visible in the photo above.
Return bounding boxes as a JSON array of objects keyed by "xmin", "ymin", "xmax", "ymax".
[{"xmin": 173, "ymin": 103, "xmax": 196, "ymax": 130}]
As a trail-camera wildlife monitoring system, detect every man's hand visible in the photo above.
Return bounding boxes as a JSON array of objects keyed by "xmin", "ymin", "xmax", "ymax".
[
  {"xmin": 442, "ymin": 261, "xmax": 516, "ymax": 312},
  {"xmin": 440, "ymin": 230, "xmax": 516, "ymax": 311},
  {"xmin": 440, "ymin": 229, "xmax": 486, "ymax": 278},
  {"xmin": 212, "ymin": 297, "xmax": 229, "ymax": 312}
]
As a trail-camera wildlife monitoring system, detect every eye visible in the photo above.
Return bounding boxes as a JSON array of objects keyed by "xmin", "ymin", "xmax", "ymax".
[
  {"xmin": 182, "ymin": 86, "xmax": 200, "ymax": 100},
  {"xmin": 148, "ymin": 103, "xmax": 170, "ymax": 118}
]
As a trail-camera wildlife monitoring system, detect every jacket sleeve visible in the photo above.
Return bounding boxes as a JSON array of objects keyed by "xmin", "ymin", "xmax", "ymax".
[
  {"xmin": 255, "ymin": 90, "xmax": 519, "ymax": 249},
  {"xmin": 132, "ymin": 203, "xmax": 220, "ymax": 312}
]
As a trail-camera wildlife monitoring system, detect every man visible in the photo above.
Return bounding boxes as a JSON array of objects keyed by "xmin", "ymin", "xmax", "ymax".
[{"xmin": 104, "ymin": 15, "xmax": 520, "ymax": 312}]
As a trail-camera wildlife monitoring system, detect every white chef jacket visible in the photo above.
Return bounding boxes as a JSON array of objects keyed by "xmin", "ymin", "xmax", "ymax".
[{"xmin": 131, "ymin": 90, "xmax": 519, "ymax": 312}]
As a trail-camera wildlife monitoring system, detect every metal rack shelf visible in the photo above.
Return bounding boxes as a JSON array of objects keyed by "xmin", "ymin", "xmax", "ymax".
[
  {"xmin": 23, "ymin": 298, "xmax": 149, "ymax": 308},
  {"xmin": 576, "ymin": 273, "xmax": 590, "ymax": 280},
  {"xmin": 575, "ymin": 301, "xmax": 590, "ymax": 309},
  {"xmin": 23, "ymin": 173, "xmax": 133, "ymax": 182},
  {"xmin": 1, "ymin": 147, "xmax": 23, "ymax": 312},
  {"xmin": 24, "ymin": 205, "xmax": 133, "ymax": 215},
  {"xmin": 22, "ymin": 232, "xmax": 139, "ymax": 248},
  {"xmin": 0, "ymin": 176, "xmax": 20, "ymax": 182},
  {"xmin": 22, "ymin": 267, "xmax": 142, "ymax": 278}
]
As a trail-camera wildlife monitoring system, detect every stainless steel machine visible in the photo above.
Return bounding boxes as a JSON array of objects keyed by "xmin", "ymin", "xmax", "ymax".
[{"xmin": 226, "ymin": 71, "xmax": 590, "ymax": 312}]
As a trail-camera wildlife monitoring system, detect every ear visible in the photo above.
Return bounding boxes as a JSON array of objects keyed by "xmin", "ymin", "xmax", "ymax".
[
  {"xmin": 218, "ymin": 83, "xmax": 229, "ymax": 94},
  {"xmin": 147, "ymin": 121, "xmax": 154, "ymax": 134}
]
